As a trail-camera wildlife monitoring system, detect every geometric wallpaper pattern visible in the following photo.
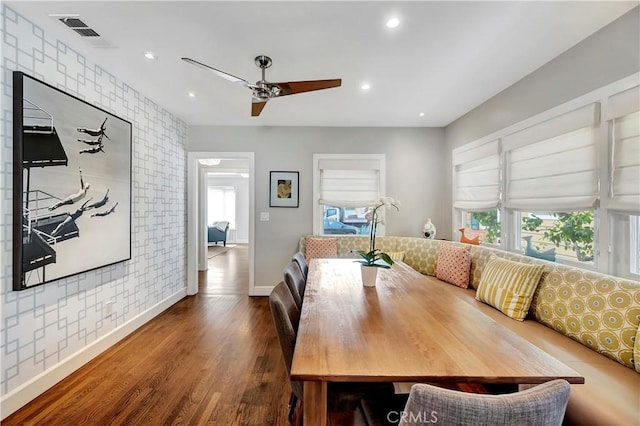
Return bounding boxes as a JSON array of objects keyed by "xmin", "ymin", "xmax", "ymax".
[{"xmin": 0, "ymin": 5, "xmax": 187, "ymax": 396}]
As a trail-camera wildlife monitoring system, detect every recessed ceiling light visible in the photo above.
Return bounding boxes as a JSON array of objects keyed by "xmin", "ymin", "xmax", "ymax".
[
  {"xmin": 188, "ymin": 92, "xmax": 196, "ymax": 98},
  {"xmin": 386, "ymin": 18, "xmax": 400, "ymax": 29},
  {"xmin": 419, "ymin": 112, "xmax": 425, "ymax": 117},
  {"xmin": 361, "ymin": 82, "xmax": 371, "ymax": 91},
  {"xmin": 144, "ymin": 51, "xmax": 156, "ymax": 60}
]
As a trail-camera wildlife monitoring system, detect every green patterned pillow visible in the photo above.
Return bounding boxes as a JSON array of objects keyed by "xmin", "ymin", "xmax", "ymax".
[{"xmin": 476, "ymin": 256, "xmax": 545, "ymax": 321}]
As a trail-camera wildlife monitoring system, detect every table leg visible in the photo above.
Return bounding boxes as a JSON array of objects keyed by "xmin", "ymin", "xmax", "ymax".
[{"xmin": 303, "ymin": 381, "xmax": 327, "ymax": 426}]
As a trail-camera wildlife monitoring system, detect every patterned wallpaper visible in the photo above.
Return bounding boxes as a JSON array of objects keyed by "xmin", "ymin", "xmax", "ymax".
[{"xmin": 0, "ymin": 5, "xmax": 187, "ymax": 397}]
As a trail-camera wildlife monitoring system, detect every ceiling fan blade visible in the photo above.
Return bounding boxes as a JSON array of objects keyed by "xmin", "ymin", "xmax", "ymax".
[
  {"xmin": 181, "ymin": 57, "xmax": 249, "ymax": 86},
  {"xmin": 252, "ymin": 100, "xmax": 268, "ymax": 117},
  {"xmin": 274, "ymin": 79, "xmax": 342, "ymax": 97}
]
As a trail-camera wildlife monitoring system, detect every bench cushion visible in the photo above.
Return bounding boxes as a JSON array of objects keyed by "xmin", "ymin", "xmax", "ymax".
[{"xmin": 427, "ymin": 276, "xmax": 640, "ymax": 426}]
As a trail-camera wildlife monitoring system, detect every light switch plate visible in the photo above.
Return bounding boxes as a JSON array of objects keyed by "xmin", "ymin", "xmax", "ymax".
[{"xmin": 260, "ymin": 212, "xmax": 270, "ymax": 221}]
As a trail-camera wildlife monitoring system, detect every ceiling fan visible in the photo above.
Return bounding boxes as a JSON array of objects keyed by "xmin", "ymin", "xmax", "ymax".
[{"xmin": 181, "ymin": 55, "xmax": 342, "ymax": 117}]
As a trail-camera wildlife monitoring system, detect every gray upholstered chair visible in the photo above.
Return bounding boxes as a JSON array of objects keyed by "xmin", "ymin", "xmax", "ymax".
[
  {"xmin": 292, "ymin": 251, "xmax": 308, "ymax": 280},
  {"xmin": 398, "ymin": 380, "xmax": 571, "ymax": 426},
  {"xmin": 283, "ymin": 262, "xmax": 305, "ymax": 310},
  {"xmin": 269, "ymin": 281, "xmax": 302, "ymax": 419}
]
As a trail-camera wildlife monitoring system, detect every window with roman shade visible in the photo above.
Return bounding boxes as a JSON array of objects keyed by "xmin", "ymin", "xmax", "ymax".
[
  {"xmin": 607, "ymin": 85, "xmax": 640, "ymax": 212},
  {"xmin": 317, "ymin": 158, "xmax": 381, "ymax": 207},
  {"xmin": 452, "ymin": 139, "xmax": 501, "ymax": 211},
  {"xmin": 503, "ymin": 103, "xmax": 600, "ymax": 211}
]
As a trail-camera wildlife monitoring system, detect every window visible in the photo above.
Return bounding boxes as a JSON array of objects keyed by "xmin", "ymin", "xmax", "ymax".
[
  {"xmin": 503, "ymin": 103, "xmax": 599, "ymax": 211},
  {"xmin": 322, "ymin": 205, "xmax": 369, "ymax": 235},
  {"xmin": 607, "ymin": 86, "xmax": 640, "ymax": 210},
  {"xmin": 313, "ymin": 154, "xmax": 385, "ymax": 235},
  {"xmin": 518, "ymin": 210, "xmax": 595, "ymax": 264},
  {"xmin": 460, "ymin": 210, "xmax": 501, "ymax": 245},
  {"xmin": 452, "ymin": 139, "xmax": 500, "ymax": 211},
  {"xmin": 609, "ymin": 212, "xmax": 640, "ymax": 278},
  {"xmin": 451, "ymin": 76, "xmax": 639, "ymax": 278},
  {"xmin": 207, "ymin": 186, "xmax": 236, "ymax": 229}
]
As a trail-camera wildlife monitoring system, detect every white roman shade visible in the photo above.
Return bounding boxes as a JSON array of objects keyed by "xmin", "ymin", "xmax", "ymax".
[
  {"xmin": 318, "ymin": 158, "xmax": 380, "ymax": 207},
  {"xmin": 609, "ymin": 85, "xmax": 640, "ymax": 211},
  {"xmin": 452, "ymin": 139, "xmax": 501, "ymax": 210},
  {"xmin": 503, "ymin": 103, "xmax": 600, "ymax": 211}
]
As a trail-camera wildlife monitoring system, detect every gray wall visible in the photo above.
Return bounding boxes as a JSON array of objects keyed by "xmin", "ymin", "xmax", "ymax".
[
  {"xmin": 443, "ymin": 6, "xmax": 640, "ymax": 233},
  {"xmin": 188, "ymin": 126, "xmax": 446, "ymax": 288},
  {"xmin": 446, "ymin": 6, "xmax": 640, "ymax": 149}
]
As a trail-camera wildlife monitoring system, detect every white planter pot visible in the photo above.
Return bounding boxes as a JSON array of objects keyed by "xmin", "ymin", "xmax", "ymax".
[{"xmin": 361, "ymin": 265, "xmax": 378, "ymax": 287}]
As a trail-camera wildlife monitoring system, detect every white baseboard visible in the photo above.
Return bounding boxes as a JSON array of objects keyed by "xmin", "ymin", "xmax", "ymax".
[
  {"xmin": 0, "ymin": 288, "xmax": 187, "ymax": 420},
  {"xmin": 249, "ymin": 285, "xmax": 273, "ymax": 296}
]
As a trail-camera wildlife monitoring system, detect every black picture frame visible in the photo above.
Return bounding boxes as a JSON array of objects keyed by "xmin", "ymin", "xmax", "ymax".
[
  {"xmin": 269, "ymin": 171, "xmax": 299, "ymax": 208},
  {"xmin": 13, "ymin": 71, "xmax": 132, "ymax": 291}
]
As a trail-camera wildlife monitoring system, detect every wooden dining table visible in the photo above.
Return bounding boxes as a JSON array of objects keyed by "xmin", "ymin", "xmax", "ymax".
[{"xmin": 290, "ymin": 258, "xmax": 584, "ymax": 426}]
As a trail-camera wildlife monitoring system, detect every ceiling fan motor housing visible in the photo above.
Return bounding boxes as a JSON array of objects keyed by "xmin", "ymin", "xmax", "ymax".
[{"xmin": 253, "ymin": 82, "xmax": 280, "ymax": 100}]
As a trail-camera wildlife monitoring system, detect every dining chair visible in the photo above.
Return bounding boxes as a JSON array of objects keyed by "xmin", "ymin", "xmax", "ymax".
[
  {"xmin": 269, "ymin": 281, "xmax": 303, "ymax": 419},
  {"xmin": 270, "ymin": 281, "xmax": 395, "ymax": 421},
  {"xmin": 283, "ymin": 262, "xmax": 305, "ymax": 310},
  {"xmin": 389, "ymin": 380, "xmax": 571, "ymax": 426},
  {"xmin": 292, "ymin": 251, "xmax": 308, "ymax": 280}
]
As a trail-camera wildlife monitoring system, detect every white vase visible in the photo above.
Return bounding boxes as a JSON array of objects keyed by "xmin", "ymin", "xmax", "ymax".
[{"xmin": 361, "ymin": 265, "xmax": 378, "ymax": 287}]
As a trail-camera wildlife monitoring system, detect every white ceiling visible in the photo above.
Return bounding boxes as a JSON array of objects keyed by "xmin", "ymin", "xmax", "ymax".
[{"xmin": 7, "ymin": 1, "xmax": 637, "ymax": 127}]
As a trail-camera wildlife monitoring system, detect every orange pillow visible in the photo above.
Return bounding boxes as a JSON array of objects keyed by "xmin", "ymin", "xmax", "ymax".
[
  {"xmin": 305, "ymin": 237, "xmax": 338, "ymax": 263},
  {"xmin": 436, "ymin": 242, "xmax": 472, "ymax": 288}
]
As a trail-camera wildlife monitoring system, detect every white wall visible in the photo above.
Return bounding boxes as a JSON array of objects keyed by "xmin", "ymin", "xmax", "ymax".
[
  {"xmin": 207, "ymin": 175, "xmax": 250, "ymax": 243},
  {"xmin": 188, "ymin": 126, "xmax": 446, "ymax": 288},
  {"xmin": 0, "ymin": 6, "xmax": 187, "ymax": 417}
]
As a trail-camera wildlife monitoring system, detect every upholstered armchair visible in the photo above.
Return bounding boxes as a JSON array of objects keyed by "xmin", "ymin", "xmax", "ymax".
[{"xmin": 207, "ymin": 221, "xmax": 229, "ymax": 246}]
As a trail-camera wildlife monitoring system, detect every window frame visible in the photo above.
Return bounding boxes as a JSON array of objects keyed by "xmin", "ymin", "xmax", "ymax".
[{"xmin": 313, "ymin": 153, "xmax": 386, "ymax": 236}]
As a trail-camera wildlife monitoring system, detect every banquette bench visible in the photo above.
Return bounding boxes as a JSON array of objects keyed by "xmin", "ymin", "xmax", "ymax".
[{"xmin": 298, "ymin": 235, "xmax": 640, "ymax": 425}]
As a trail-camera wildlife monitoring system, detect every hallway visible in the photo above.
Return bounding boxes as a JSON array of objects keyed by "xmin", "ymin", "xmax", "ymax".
[{"xmin": 199, "ymin": 244, "xmax": 249, "ymax": 295}]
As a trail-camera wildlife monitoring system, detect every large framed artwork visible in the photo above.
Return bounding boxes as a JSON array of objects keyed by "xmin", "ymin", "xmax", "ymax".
[
  {"xmin": 13, "ymin": 72, "xmax": 132, "ymax": 291},
  {"xmin": 269, "ymin": 171, "xmax": 299, "ymax": 207}
]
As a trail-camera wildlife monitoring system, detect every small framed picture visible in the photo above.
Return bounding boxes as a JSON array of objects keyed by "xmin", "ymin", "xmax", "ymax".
[{"xmin": 270, "ymin": 171, "xmax": 299, "ymax": 208}]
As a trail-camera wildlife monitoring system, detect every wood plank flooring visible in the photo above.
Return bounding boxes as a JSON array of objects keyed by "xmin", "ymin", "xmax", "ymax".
[{"xmin": 2, "ymin": 245, "xmax": 364, "ymax": 425}]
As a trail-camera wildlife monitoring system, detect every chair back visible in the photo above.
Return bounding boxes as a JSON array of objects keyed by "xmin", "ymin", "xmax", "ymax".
[
  {"xmin": 269, "ymin": 281, "xmax": 303, "ymax": 399},
  {"xmin": 283, "ymin": 262, "xmax": 305, "ymax": 310},
  {"xmin": 399, "ymin": 379, "xmax": 570, "ymax": 426},
  {"xmin": 292, "ymin": 251, "xmax": 309, "ymax": 280}
]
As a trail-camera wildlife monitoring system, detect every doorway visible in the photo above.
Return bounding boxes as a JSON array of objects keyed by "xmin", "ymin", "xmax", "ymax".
[
  {"xmin": 202, "ymin": 159, "xmax": 249, "ymax": 295},
  {"xmin": 187, "ymin": 152, "xmax": 255, "ymax": 296}
]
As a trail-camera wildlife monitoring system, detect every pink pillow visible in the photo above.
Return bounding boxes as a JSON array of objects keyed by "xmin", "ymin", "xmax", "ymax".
[
  {"xmin": 436, "ymin": 242, "xmax": 472, "ymax": 288},
  {"xmin": 305, "ymin": 237, "xmax": 338, "ymax": 263}
]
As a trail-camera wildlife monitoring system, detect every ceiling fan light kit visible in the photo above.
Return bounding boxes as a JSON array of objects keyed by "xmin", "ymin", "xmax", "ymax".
[{"xmin": 182, "ymin": 55, "xmax": 341, "ymax": 116}]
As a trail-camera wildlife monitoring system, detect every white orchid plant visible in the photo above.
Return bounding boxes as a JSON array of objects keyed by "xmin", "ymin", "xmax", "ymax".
[{"xmin": 356, "ymin": 197, "xmax": 401, "ymax": 268}]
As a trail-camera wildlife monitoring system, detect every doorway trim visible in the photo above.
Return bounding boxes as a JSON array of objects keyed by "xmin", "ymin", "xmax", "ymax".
[{"xmin": 187, "ymin": 152, "xmax": 255, "ymax": 296}]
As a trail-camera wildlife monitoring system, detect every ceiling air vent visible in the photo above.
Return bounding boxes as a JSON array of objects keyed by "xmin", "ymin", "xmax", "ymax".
[
  {"xmin": 50, "ymin": 14, "xmax": 116, "ymax": 48},
  {"xmin": 58, "ymin": 17, "xmax": 99, "ymax": 36}
]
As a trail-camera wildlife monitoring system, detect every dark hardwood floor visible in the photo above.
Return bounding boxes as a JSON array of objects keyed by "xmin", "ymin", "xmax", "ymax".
[{"xmin": 3, "ymin": 245, "xmax": 364, "ymax": 425}]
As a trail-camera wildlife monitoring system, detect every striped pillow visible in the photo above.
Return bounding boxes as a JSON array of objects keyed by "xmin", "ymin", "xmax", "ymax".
[
  {"xmin": 386, "ymin": 251, "xmax": 406, "ymax": 262},
  {"xmin": 476, "ymin": 256, "xmax": 545, "ymax": 321}
]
